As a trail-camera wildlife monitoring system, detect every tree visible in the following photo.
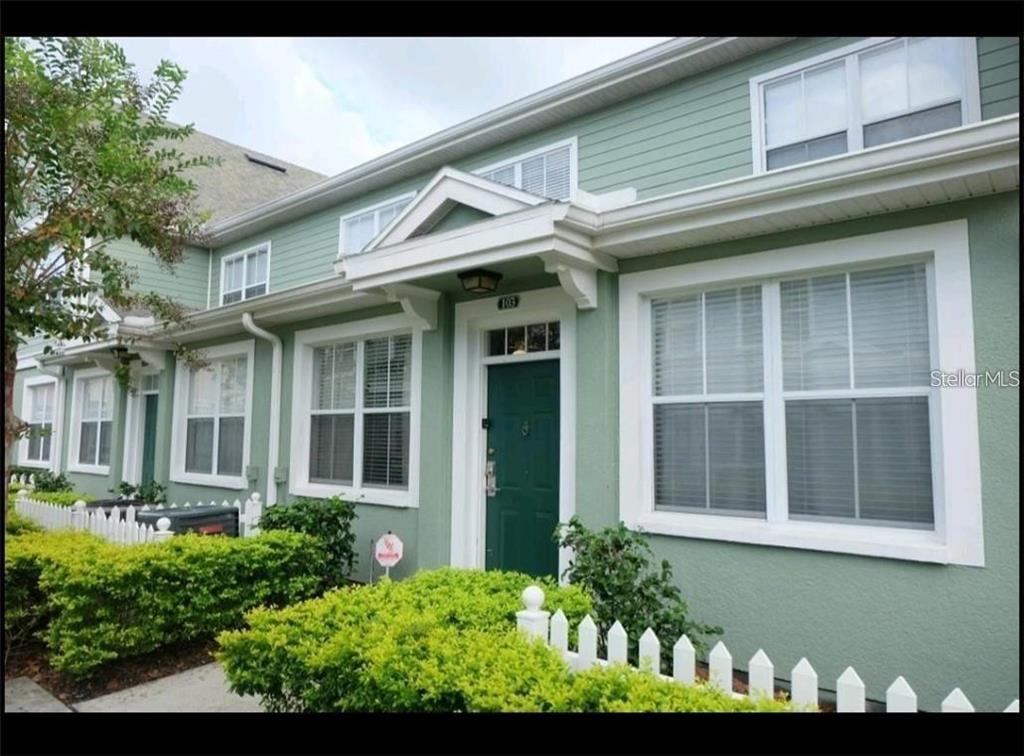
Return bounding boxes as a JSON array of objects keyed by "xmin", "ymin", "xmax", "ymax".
[{"xmin": 4, "ymin": 37, "xmax": 216, "ymax": 487}]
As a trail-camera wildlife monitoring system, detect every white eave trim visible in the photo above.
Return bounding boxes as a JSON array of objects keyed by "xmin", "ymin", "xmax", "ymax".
[
  {"xmin": 362, "ymin": 166, "xmax": 546, "ymax": 253},
  {"xmin": 202, "ymin": 37, "xmax": 791, "ymax": 245},
  {"xmin": 594, "ymin": 114, "xmax": 1020, "ymax": 256}
]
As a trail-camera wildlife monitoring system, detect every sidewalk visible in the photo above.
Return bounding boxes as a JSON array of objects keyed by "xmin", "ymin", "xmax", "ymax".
[{"xmin": 5, "ymin": 663, "xmax": 262, "ymax": 713}]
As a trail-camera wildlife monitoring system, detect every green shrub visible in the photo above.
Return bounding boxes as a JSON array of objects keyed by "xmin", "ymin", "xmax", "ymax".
[
  {"xmin": 9, "ymin": 490, "xmax": 95, "ymax": 507},
  {"xmin": 3, "ymin": 532, "xmax": 105, "ymax": 663},
  {"xmin": 259, "ymin": 496, "xmax": 357, "ymax": 587},
  {"xmin": 31, "ymin": 470, "xmax": 73, "ymax": 492},
  {"xmin": 110, "ymin": 480, "xmax": 167, "ymax": 504},
  {"xmin": 555, "ymin": 517, "xmax": 722, "ymax": 670},
  {"xmin": 4, "ymin": 529, "xmax": 326, "ymax": 676},
  {"xmin": 5, "ymin": 510, "xmax": 43, "ymax": 536},
  {"xmin": 217, "ymin": 567, "xmax": 789, "ymax": 713},
  {"xmin": 217, "ymin": 567, "xmax": 591, "ymax": 711}
]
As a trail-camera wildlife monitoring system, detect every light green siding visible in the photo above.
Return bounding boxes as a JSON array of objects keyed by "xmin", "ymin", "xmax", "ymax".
[
  {"xmin": 428, "ymin": 204, "xmax": 494, "ymax": 235},
  {"xmin": 979, "ymin": 37, "xmax": 1020, "ymax": 119},
  {"xmin": 604, "ymin": 192, "xmax": 1019, "ymax": 712},
  {"xmin": 99, "ymin": 238, "xmax": 210, "ymax": 311},
  {"xmin": 207, "ymin": 38, "xmax": 1014, "ymax": 300}
]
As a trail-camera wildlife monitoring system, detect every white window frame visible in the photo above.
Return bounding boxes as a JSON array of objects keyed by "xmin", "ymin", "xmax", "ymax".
[
  {"xmin": 290, "ymin": 314, "xmax": 423, "ymax": 508},
  {"xmin": 473, "ymin": 136, "xmax": 579, "ymax": 201},
  {"xmin": 749, "ymin": 37, "xmax": 981, "ymax": 174},
  {"xmin": 67, "ymin": 367, "xmax": 116, "ymax": 476},
  {"xmin": 18, "ymin": 375, "xmax": 59, "ymax": 469},
  {"xmin": 219, "ymin": 242, "xmax": 271, "ymax": 305},
  {"xmin": 338, "ymin": 193, "xmax": 416, "ymax": 258},
  {"xmin": 169, "ymin": 339, "xmax": 255, "ymax": 489},
  {"xmin": 619, "ymin": 220, "xmax": 983, "ymax": 566}
]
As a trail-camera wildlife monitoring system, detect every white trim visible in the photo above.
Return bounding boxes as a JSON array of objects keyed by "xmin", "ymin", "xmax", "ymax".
[
  {"xmin": 450, "ymin": 287, "xmax": 577, "ymax": 578},
  {"xmin": 618, "ymin": 220, "xmax": 983, "ymax": 566},
  {"xmin": 750, "ymin": 37, "xmax": 982, "ymax": 174},
  {"xmin": 471, "ymin": 136, "xmax": 579, "ymax": 202},
  {"xmin": 219, "ymin": 241, "xmax": 272, "ymax": 306},
  {"xmin": 169, "ymin": 339, "xmax": 256, "ymax": 490},
  {"xmin": 364, "ymin": 166, "xmax": 544, "ymax": 253},
  {"xmin": 337, "ymin": 192, "xmax": 417, "ymax": 258},
  {"xmin": 121, "ymin": 365, "xmax": 162, "ymax": 486},
  {"xmin": 66, "ymin": 367, "xmax": 115, "ymax": 476},
  {"xmin": 288, "ymin": 313, "xmax": 424, "ymax": 508},
  {"xmin": 17, "ymin": 375, "xmax": 60, "ymax": 470}
]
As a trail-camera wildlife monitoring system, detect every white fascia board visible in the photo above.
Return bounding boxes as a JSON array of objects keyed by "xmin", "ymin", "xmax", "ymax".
[
  {"xmin": 344, "ymin": 205, "xmax": 615, "ymax": 292},
  {"xmin": 365, "ymin": 167, "xmax": 545, "ymax": 253},
  {"xmin": 595, "ymin": 115, "xmax": 1020, "ymax": 255}
]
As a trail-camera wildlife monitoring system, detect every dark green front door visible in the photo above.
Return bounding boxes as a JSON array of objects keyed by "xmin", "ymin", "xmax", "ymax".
[
  {"xmin": 485, "ymin": 359, "xmax": 559, "ymax": 578},
  {"xmin": 141, "ymin": 394, "xmax": 158, "ymax": 485}
]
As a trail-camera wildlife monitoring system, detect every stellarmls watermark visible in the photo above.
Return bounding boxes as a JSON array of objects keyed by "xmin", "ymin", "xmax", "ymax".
[{"xmin": 930, "ymin": 369, "xmax": 1020, "ymax": 388}]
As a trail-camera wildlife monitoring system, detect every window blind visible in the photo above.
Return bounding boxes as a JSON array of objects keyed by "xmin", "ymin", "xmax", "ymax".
[
  {"xmin": 651, "ymin": 285, "xmax": 765, "ymax": 515},
  {"xmin": 782, "ymin": 263, "xmax": 934, "ymax": 526},
  {"xmin": 78, "ymin": 375, "xmax": 113, "ymax": 466},
  {"xmin": 184, "ymin": 356, "xmax": 247, "ymax": 476}
]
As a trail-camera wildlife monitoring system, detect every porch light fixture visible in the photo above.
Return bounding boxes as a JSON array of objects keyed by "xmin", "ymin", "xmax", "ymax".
[{"xmin": 458, "ymin": 268, "xmax": 502, "ymax": 294}]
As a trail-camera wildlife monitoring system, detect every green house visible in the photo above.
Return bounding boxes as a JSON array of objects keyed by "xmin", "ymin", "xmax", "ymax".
[{"xmin": 12, "ymin": 37, "xmax": 1019, "ymax": 711}]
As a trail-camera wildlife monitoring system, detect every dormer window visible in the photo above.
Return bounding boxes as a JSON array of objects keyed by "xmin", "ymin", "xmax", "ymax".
[
  {"xmin": 339, "ymin": 195, "xmax": 415, "ymax": 257},
  {"xmin": 751, "ymin": 38, "xmax": 980, "ymax": 173},
  {"xmin": 475, "ymin": 138, "xmax": 576, "ymax": 200},
  {"xmin": 221, "ymin": 243, "xmax": 270, "ymax": 305}
]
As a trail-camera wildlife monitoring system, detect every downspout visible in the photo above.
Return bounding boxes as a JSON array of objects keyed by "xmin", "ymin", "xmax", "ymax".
[
  {"xmin": 241, "ymin": 313, "xmax": 282, "ymax": 506},
  {"xmin": 33, "ymin": 361, "xmax": 65, "ymax": 474}
]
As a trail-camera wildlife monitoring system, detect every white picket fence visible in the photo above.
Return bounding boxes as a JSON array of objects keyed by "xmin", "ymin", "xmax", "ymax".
[
  {"xmin": 8, "ymin": 472, "xmax": 37, "ymax": 489},
  {"xmin": 12, "ymin": 489, "xmax": 265, "ymax": 545},
  {"xmin": 515, "ymin": 585, "xmax": 1020, "ymax": 713}
]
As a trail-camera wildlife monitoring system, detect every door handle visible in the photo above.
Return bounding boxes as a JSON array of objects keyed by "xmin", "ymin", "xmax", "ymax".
[{"xmin": 485, "ymin": 460, "xmax": 499, "ymax": 497}]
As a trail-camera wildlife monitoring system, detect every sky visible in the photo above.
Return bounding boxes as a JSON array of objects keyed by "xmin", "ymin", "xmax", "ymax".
[{"xmin": 108, "ymin": 37, "xmax": 671, "ymax": 177}]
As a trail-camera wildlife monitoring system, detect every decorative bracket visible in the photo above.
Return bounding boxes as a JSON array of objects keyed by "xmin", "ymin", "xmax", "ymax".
[
  {"xmin": 380, "ymin": 283, "xmax": 441, "ymax": 331},
  {"xmin": 541, "ymin": 254, "xmax": 599, "ymax": 310}
]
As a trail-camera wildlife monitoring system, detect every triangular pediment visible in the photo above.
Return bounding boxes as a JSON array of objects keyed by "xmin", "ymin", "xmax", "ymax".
[{"xmin": 364, "ymin": 166, "xmax": 547, "ymax": 252}]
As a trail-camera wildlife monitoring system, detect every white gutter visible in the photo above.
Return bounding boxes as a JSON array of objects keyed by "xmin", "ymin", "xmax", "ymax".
[{"xmin": 241, "ymin": 312, "xmax": 282, "ymax": 507}]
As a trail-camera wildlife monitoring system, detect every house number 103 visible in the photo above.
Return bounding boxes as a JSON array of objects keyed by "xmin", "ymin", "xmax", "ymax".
[{"xmin": 497, "ymin": 295, "xmax": 519, "ymax": 310}]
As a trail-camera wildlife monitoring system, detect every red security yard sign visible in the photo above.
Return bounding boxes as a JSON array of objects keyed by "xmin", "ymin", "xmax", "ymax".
[{"xmin": 375, "ymin": 532, "xmax": 403, "ymax": 575}]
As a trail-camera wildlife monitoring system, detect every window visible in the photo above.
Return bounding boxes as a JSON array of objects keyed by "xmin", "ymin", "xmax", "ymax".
[
  {"xmin": 652, "ymin": 287, "xmax": 766, "ymax": 516},
  {"xmin": 619, "ymin": 221, "xmax": 984, "ymax": 565},
  {"xmin": 309, "ymin": 334, "xmax": 411, "ymax": 489},
  {"xmin": 290, "ymin": 315, "xmax": 422, "ymax": 507},
  {"xmin": 70, "ymin": 372, "xmax": 114, "ymax": 472},
  {"xmin": 487, "ymin": 321, "xmax": 560, "ymax": 356},
  {"xmin": 221, "ymin": 243, "xmax": 270, "ymax": 305},
  {"xmin": 340, "ymin": 196, "xmax": 414, "ymax": 256},
  {"xmin": 476, "ymin": 139, "xmax": 576, "ymax": 201},
  {"xmin": 170, "ymin": 340, "xmax": 254, "ymax": 488},
  {"xmin": 752, "ymin": 38, "xmax": 979, "ymax": 172},
  {"xmin": 21, "ymin": 380, "xmax": 56, "ymax": 465}
]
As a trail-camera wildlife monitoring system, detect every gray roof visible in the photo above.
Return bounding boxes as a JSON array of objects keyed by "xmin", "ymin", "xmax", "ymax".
[{"xmin": 173, "ymin": 126, "xmax": 327, "ymax": 223}]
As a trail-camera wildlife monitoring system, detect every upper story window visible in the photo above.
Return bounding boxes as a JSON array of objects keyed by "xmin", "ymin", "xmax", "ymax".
[
  {"xmin": 20, "ymin": 379, "xmax": 56, "ymax": 465},
  {"xmin": 339, "ymin": 195, "xmax": 414, "ymax": 257},
  {"xmin": 751, "ymin": 38, "xmax": 980, "ymax": 172},
  {"xmin": 476, "ymin": 139, "xmax": 576, "ymax": 201},
  {"xmin": 170, "ymin": 340, "xmax": 255, "ymax": 489},
  {"xmin": 221, "ymin": 243, "xmax": 270, "ymax": 305}
]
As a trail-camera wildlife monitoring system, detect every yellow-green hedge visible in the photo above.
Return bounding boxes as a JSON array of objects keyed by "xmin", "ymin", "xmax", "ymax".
[
  {"xmin": 4, "ymin": 529, "xmax": 326, "ymax": 676},
  {"xmin": 217, "ymin": 568, "xmax": 792, "ymax": 712}
]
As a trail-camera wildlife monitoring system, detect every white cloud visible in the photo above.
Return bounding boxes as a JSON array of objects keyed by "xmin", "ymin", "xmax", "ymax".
[{"xmin": 109, "ymin": 37, "xmax": 671, "ymax": 176}]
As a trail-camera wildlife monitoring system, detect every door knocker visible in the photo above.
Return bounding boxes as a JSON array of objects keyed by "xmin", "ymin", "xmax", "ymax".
[{"xmin": 521, "ymin": 421, "xmax": 530, "ymax": 437}]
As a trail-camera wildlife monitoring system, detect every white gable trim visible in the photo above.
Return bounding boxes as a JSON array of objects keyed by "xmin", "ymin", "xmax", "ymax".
[{"xmin": 364, "ymin": 166, "xmax": 546, "ymax": 253}]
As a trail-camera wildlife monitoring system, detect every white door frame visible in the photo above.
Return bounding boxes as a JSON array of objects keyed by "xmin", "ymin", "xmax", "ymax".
[
  {"xmin": 449, "ymin": 287, "xmax": 577, "ymax": 579},
  {"xmin": 121, "ymin": 369, "xmax": 163, "ymax": 486}
]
